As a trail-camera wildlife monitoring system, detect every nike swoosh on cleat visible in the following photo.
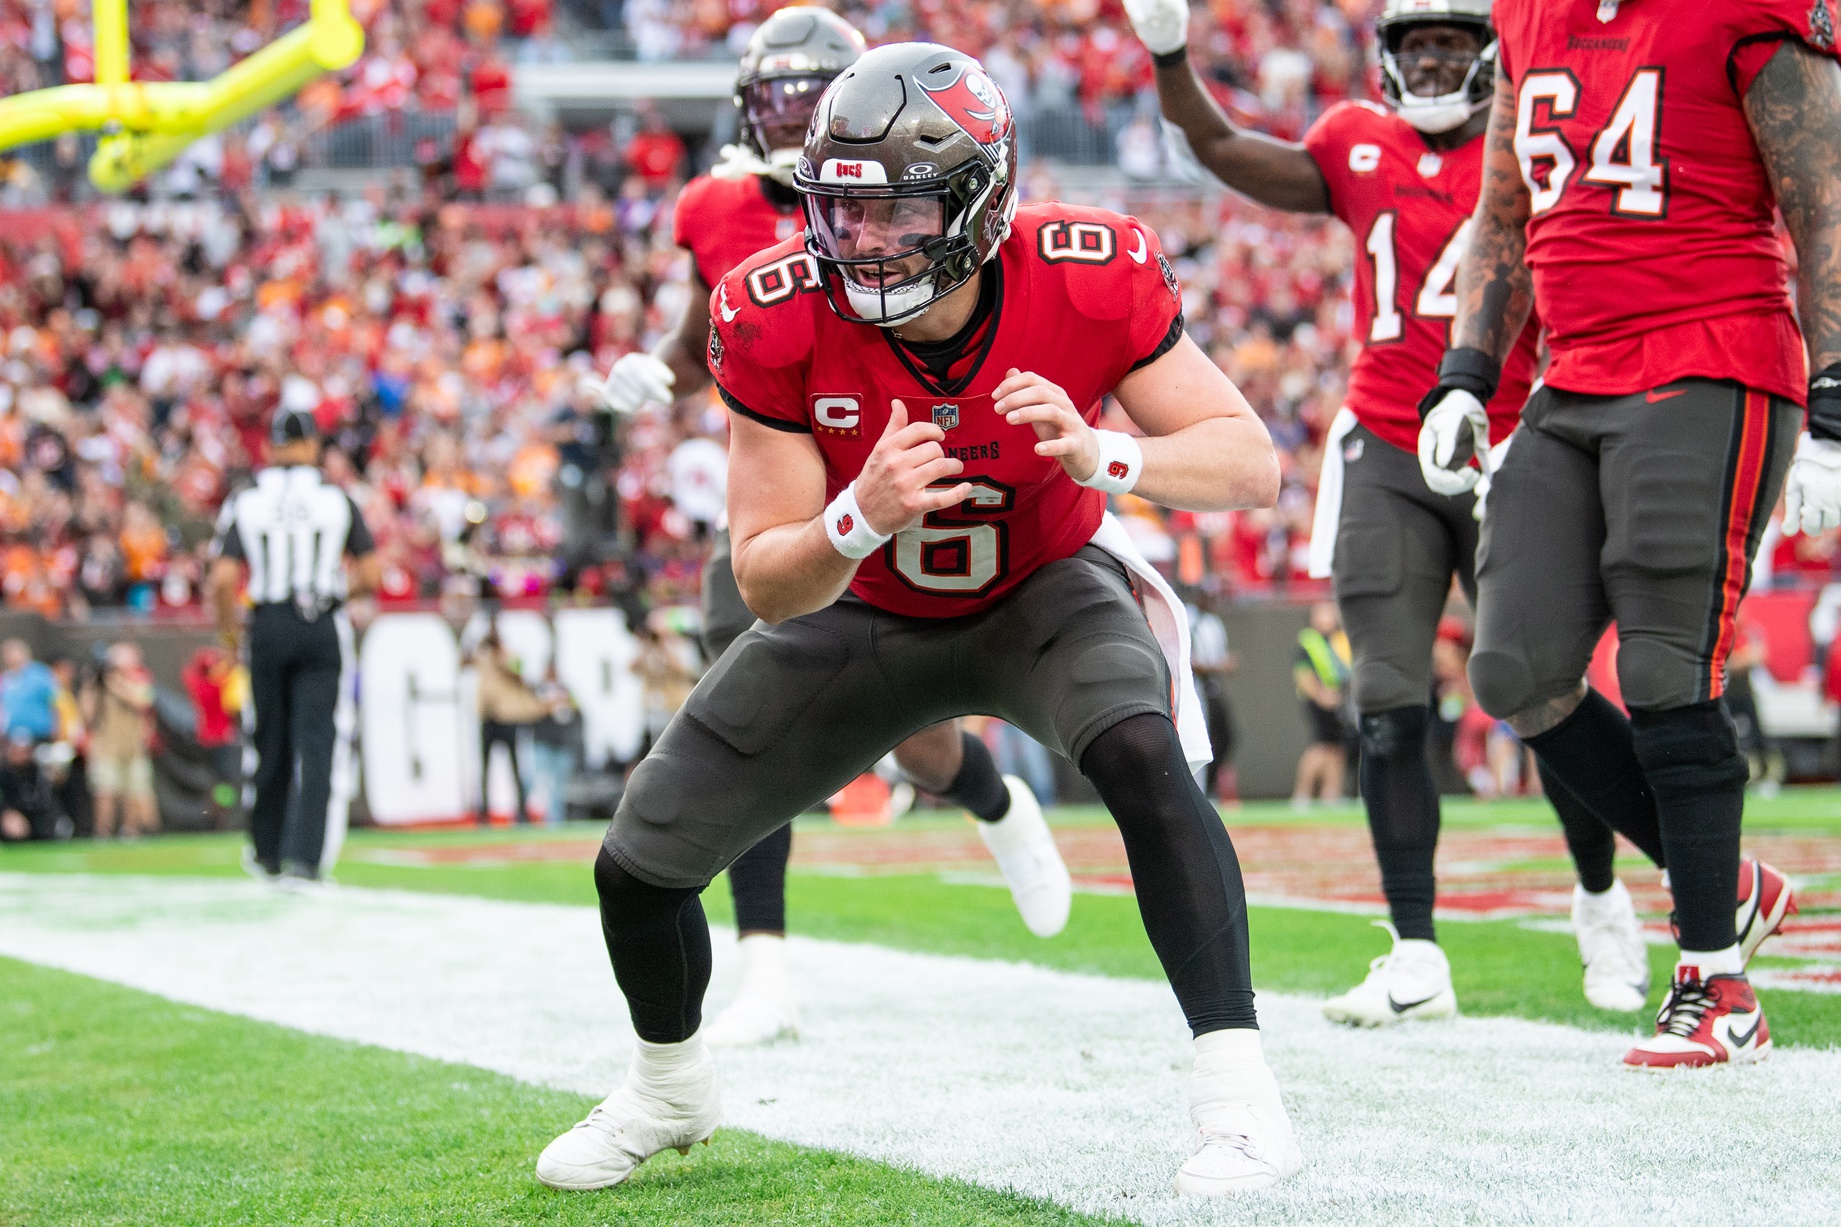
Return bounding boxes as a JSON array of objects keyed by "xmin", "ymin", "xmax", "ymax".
[
  {"xmin": 1388, "ymin": 993, "xmax": 1442, "ymax": 1014},
  {"xmin": 1644, "ymin": 387, "xmax": 1687, "ymax": 403},
  {"xmin": 1727, "ymin": 1013, "xmax": 1762, "ymax": 1049}
]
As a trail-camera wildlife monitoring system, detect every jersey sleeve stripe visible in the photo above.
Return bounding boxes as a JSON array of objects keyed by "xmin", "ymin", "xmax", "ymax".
[
  {"xmin": 718, "ymin": 383, "xmax": 812, "ymax": 433},
  {"xmin": 1128, "ymin": 313, "xmax": 1186, "ymax": 373}
]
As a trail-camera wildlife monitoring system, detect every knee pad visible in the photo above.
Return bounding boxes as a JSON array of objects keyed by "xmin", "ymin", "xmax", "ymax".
[
  {"xmin": 1629, "ymin": 701, "xmax": 1748, "ymax": 793},
  {"xmin": 1359, "ymin": 705, "xmax": 1430, "ymax": 761},
  {"xmin": 1614, "ymin": 636, "xmax": 1697, "ymax": 711},
  {"xmin": 1467, "ymin": 649, "xmax": 1536, "ymax": 720},
  {"xmin": 1352, "ymin": 661, "xmax": 1422, "ymax": 718}
]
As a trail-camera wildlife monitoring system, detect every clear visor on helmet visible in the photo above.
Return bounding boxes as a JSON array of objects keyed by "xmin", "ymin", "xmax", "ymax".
[
  {"xmin": 806, "ymin": 192, "xmax": 948, "ymax": 285},
  {"xmin": 742, "ymin": 75, "xmax": 833, "ymax": 155}
]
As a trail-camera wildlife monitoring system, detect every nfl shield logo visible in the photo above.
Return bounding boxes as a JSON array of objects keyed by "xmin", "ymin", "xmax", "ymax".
[{"xmin": 931, "ymin": 403, "xmax": 960, "ymax": 431}]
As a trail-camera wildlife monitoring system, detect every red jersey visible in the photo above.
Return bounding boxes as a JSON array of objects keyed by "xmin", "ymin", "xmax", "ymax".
[
  {"xmin": 709, "ymin": 203, "xmax": 1184, "ymax": 619},
  {"xmin": 1495, "ymin": 0, "xmax": 1839, "ymax": 404},
  {"xmin": 671, "ymin": 174, "xmax": 805, "ymax": 289},
  {"xmin": 1304, "ymin": 100, "xmax": 1539, "ymax": 451}
]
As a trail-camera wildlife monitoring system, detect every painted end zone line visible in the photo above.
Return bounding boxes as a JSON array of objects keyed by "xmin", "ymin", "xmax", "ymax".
[{"xmin": 0, "ymin": 874, "xmax": 1836, "ymax": 1226}]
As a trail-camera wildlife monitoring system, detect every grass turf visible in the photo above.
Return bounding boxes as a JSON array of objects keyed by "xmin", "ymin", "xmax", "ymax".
[
  {"xmin": 5, "ymin": 810, "xmax": 1839, "ymax": 1047},
  {"xmin": 0, "ymin": 957, "xmax": 1100, "ymax": 1227}
]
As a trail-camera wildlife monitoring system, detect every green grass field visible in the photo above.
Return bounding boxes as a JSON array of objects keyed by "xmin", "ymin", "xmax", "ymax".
[{"xmin": 4, "ymin": 791, "xmax": 1838, "ymax": 1224}]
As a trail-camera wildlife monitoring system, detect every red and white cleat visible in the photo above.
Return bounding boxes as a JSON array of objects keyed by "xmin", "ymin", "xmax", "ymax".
[
  {"xmin": 1666, "ymin": 857, "xmax": 1797, "ymax": 968},
  {"xmin": 1623, "ymin": 968, "xmax": 1770, "ymax": 1071}
]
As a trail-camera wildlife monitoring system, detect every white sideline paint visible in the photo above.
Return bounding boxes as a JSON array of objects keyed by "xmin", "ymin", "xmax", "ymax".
[{"xmin": 1, "ymin": 873, "xmax": 1837, "ymax": 1226}]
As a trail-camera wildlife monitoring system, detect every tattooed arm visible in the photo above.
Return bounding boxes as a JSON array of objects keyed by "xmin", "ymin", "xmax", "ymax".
[
  {"xmin": 1746, "ymin": 39, "xmax": 1841, "ymax": 374},
  {"xmin": 1450, "ymin": 71, "xmax": 1535, "ymax": 364},
  {"xmin": 1150, "ymin": 55, "xmax": 1329, "ymax": 213}
]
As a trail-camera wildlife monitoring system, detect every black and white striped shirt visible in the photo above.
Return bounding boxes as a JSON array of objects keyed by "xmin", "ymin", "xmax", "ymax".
[{"xmin": 213, "ymin": 466, "xmax": 375, "ymax": 608}]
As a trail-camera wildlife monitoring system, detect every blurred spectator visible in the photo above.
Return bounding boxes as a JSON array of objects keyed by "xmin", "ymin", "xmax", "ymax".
[
  {"xmin": 82, "ymin": 642, "xmax": 157, "ymax": 839},
  {"xmin": 182, "ymin": 644, "xmax": 248, "ymax": 824},
  {"xmin": 1291, "ymin": 601, "xmax": 1348, "ymax": 808},
  {"xmin": 46, "ymin": 653, "xmax": 90, "ymax": 835},
  {"xmin": 472, "ymin": 624, "xmax": 546, "ymax": 822},
  {"xmin": 634, "ymin": 615, "xmax": 699, "ymax": 758},
  {"xmin": 624, "ymin": 109, "xmax": 686, "ymax": 189},
  {"xmin": 0, "ymin": 638, "xmax": 56, "ymax": 742},
  {"xmin": 529, "ymin": 661, "xmax": 582, "ymax": 824},
  {"xmin": 0, "ymin": 729, "xmax": 58, "ymax": 841}
]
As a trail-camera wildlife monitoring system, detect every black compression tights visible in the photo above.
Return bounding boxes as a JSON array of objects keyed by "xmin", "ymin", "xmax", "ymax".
[
  {"xmin": 595, "ymin": 849, "xmax": 712, "ymax": 1044},
  {"xmin": 1079, "ymin": 712, "xmax": 1256, "ymax": 1034}
]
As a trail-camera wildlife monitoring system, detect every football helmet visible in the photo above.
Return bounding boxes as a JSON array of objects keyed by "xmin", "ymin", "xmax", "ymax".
[
  {"xmin": 735, "ymin": 7, "xmax": 866, "ymax": 181},
  {"xmin": 1375, "ymin": 0, "xmax": 1496, "ymax": 134},
  {"xmin": 795, "ymin": 42, "xmax": 1019, "ymax": 327}
]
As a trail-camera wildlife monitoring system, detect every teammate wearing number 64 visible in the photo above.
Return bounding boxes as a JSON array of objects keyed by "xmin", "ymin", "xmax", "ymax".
[{"xmin": 539, "ymin": 43, "xmax": 1306, "ymax": 1199}]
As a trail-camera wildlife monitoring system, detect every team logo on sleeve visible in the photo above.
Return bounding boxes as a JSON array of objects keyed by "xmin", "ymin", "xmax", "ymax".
[
  {"xmin": 1813, "ymin": 0, "xmax": 1836, "ymax": 50},
  {"xmin": 931, "ymin": 403, "xmax": 960, "ymax": 431},
  {"xmin": 1157, "ymin": 252, "xmax": 1181, "ymax": 302},
  {"xmin": 811, "ymin": 395, "xmax": 862, "ymax": 437},
  {"xmin": 918, "ymin": 68, "xmax": 1012, "ymax": 144},
  {"xmin": 707, "ymin": 327, "xmax": 725, "ymax": 373}
]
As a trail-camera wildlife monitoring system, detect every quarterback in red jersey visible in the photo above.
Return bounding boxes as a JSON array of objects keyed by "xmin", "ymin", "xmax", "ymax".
[
  {"xmin": 591, "ymin": 8, "xmax": 1073, "ymax": 1051},
  {"xmin": 1422, "ymin": 0, "xmax": 1838, "ymax": 1069},
  {"xmin": 1126, "ymin": 0, "xmax": 1644, "ymax": 1021},
  {"xmin": 540, "ymin": 45, "xmax": 1299, "ymax": 1198}
]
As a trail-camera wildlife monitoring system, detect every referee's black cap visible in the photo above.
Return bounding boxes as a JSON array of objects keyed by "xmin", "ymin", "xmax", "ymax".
[{"xmin": 271, "ymin": 405, "xmax": 320, "ymax": 446}]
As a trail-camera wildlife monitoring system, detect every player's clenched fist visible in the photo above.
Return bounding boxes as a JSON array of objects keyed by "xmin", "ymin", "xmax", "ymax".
[
  {"xmin": 854, "ymin": 399, "xmax": 974, "ymax": 535},
  {"xmin": 995, "ymin": 368, "xmax": 1100, "ymax": 483}
]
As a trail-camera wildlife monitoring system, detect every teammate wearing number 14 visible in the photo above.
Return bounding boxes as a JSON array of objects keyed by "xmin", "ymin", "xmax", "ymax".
[
  {"xmin": 539, "ymin": 44, "xmax": 1302, "ymax": 1197},
  {"xmin": 1125, "ymin": 0, "xmax": 1652, "ymax": 1022}
]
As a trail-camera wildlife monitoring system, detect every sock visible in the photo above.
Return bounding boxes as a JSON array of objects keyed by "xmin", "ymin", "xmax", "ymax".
[
  {"xmin": 940, "ymin": 731, "xmax": 1011, "ymax": 822},
  {"xmin": 1540, "ymin": 758, "xmax": 1617, "ymax": 894},
  {"xmin": 726, "ymin": 823, "xmax": 791, "ymax": 934},
  {"xmin": 735, "ymin": 932, "xmax": 792, "ymax": 1002},
  {"xmin": 1191, "ymin": 1028, "xmax": 1281, "ymax": 1116},
  {"xmin": 1357, "ymin": 706, "xmax": 1440, "ymax": 943},
  {"xmin": 1524, "ymin": 688, "xmax": 1666, "ymax": 867},
  {"xmin": 1631, "ymin": 701, "xmax": 1745, "ymax": 953},
  {"xmin": 1677, "ymin": 945, "xmax": 1742, "ymax": 979},
  {"xmin": 595, "ymin": 848, "xmax": 713, "ymax": 1044},
  {"xmin": 628, "ymin": 1034, "xmax": 711, "ymax": 1103},
  {"xmin": 1080, "ymin": 713, "xmax": 1256, "ymax": 1034}
]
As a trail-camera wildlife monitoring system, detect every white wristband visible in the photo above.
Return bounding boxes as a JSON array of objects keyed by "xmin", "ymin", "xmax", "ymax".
[
  {"xmin": 1078, "ymin": 430, "xmax": 1144, "ymax": 495},
  {"xmin": 823, "ymin": 481, "xmax": 892, "ymax": 560}
]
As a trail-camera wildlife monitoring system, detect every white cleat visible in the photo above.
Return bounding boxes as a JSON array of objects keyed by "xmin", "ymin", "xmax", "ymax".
[
  {"xmin": 1321, "ymin": 922, "xmax": 1458, "ymax": 1027},
  {"xmin": 977, "ymin": 775, "xmax": 1071, "ymax": 938},
  {"xmin": 702, "ymin": 991, "xmax": 799, "ymax": 1047},
  {"xmin": 1175, "ymin": 1032, "xmax": 1303, "ymax": 1197},
  {"xmin": 536, "ymin": 1048, "xmax": 721, "ymax": 1190},
  {"xmin": 1176, "ymin": 1102, "xmax": 1304, "ymax": 1196},
  {"xmin": 1574, "ymin": 880, "xmax": 1650, "ymax": 1012}
]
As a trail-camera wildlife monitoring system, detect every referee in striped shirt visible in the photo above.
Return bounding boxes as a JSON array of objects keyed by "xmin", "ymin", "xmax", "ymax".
[{"xmin": 209, "ymin": 407, "xmax": 378, "ymax": 885}]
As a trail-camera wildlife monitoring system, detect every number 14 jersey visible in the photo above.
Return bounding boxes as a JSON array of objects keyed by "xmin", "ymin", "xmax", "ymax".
[
  {"xmin": 1495, "ymin": 0, "xmax": 1840, "ymax": 404},
  {"xmin": 1304, "ymin": 100, "xmax": 1539, "ymax": 452},
  {"xmin": 708, "ymin": 202, "xmax": 1183, "ymax": 619}
]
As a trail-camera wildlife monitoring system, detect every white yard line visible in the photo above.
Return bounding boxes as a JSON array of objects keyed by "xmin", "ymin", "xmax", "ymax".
[{"xmin": 1, "ymin": 872, "xmax": 1836, "ymax": 1226}]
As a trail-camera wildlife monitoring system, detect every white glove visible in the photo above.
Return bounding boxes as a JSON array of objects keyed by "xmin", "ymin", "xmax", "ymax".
[
  {"xmin": 1783, "ymin": 432, "xmax": 1841, "ymax": 536},
  {"xmin": 589, "ymin": 352, "xmax": 675, "ymax": 414},
  {"xmin": 1123, "ymin": 0, "xmax": 1191, "ymax": 55},
  {"xmin": 1416, "ymin": 388, "xmax": 1492, "ymax": 496}
]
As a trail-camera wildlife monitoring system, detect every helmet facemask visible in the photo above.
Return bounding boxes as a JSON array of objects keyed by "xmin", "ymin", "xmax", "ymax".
[
  {"xmin": 1379, "ymin": 20, "xmax": 1496, "ymax": 134},
  {"xmin": 740, "ymin": 74, "xmax": 833, "ymax": 183}
]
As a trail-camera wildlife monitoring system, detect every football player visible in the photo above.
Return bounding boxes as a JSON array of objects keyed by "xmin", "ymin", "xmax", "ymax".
[
  {"xmin": 1420, "ymin": 0, "xmax": 1833, "ymax": 1068},
  {"xmin": 1124, "ymin": 0, "xmax": 1654, "ymax": 1019},
  {"xmin": 539, "ymin": 44, "xmax": 1302, "ymax": 1196},
  {"xmin": 590, "ymin": 7, "xmax": 1072, "ymax": 1049}
]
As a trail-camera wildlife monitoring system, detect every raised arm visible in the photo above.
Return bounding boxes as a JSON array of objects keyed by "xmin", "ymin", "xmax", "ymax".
[
  {"xmin": 1449, "ymin": 70, "xmax": 1534, "ymax": 364},
  {"xmin": 590, "ymin": 268, "xmax": 716, "ymax": 415},
  {"xmin": 1124, "ymin": 0, "xmax": 1328, "ymax": 213}
]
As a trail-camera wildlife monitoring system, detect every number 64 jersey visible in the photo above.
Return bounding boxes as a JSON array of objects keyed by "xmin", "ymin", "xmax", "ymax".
[
  {"xmin": 707, "ymin": 202, "xmax": 1183, "ymax": 619},
  {"xmin": 1494, "ymin": 0, "xmax": 1840, "ymax": 404}
]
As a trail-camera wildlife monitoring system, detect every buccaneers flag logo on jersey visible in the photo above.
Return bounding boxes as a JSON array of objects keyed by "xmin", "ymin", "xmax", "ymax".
[{"xmin": 919, "ymin": 68, "xmax": 1012, "ymax": 145}]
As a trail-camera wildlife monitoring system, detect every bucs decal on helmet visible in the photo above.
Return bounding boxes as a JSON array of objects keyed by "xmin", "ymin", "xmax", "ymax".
[{"xmin": 918, "ymin": 68, "xmax": 1012, "ymax": 145}]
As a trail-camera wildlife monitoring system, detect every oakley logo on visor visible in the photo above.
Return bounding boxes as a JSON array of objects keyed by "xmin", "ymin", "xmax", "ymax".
[{"xmin": 820, "ymin": 159, "xmax": 889, "ymax": 183}]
